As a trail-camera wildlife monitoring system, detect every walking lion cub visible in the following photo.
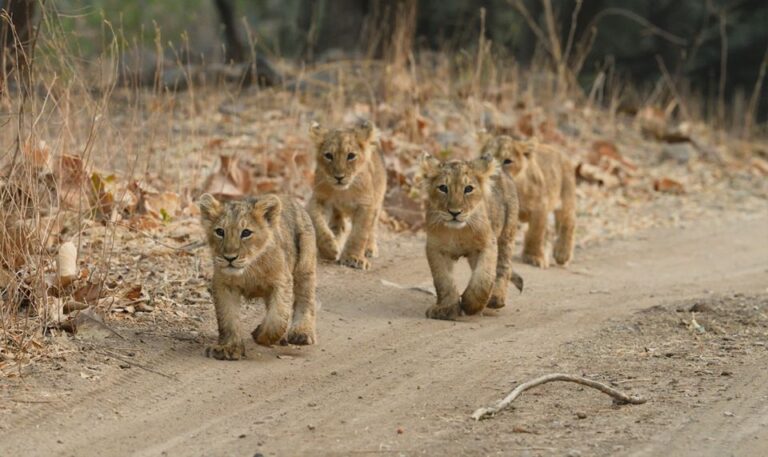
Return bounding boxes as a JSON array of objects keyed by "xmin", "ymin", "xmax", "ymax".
[
  {"xmin": 420, "ymin": 154, "xmax": 523, "ymax": 320},
  {"xmin": 307, "ymin": 120, "xmax": 387, "ymax": 270},
  {"xmin": 481, "ymin": 135, "xmax": 576, "ymax": 268},
  {"xmin": 198, "ymin": 193, "xmax": 318, "ymax": 360}
]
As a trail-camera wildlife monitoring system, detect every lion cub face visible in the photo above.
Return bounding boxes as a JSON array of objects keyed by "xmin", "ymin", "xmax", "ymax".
[
  {"xmin": 420, "ymin": 155, "xmax": 497, "ymax": 229},
  {"xmin": 198, "ymin": 194, "xmax": 281, "ymax": 275},
  {"xmin": 481, "ymin": 135, "xmax": 533, "ymax": 177},
  {"xmin": 309, "ymin": 121, "xmax": 375, "ymax": 190}
]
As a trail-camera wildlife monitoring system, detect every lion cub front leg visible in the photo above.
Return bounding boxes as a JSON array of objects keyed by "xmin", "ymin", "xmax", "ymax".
[
  {"xmin": 252, "ymin": 283, "xmax": 292, "ymax": 347},
  {"xmin": 522, "ymin": 210, "xmax": 550, "ymax": 268},
  {"xmin": 308, "ymin": 198, "xmax": 340, "ymax": 261},
  {"xmin": 426, "ymin": 247, "xmax": 461, "ymax": 320},
  {"xmin": 462, "ymin": 244, "xmax": 498, "ymax": 315},
  {"xmin": 207, "ymin": 284, "xmax": 246, "ymax": 361},
  {"xmin": 339, "ymin": 205, "xmax": 376, "ymax": 270}
]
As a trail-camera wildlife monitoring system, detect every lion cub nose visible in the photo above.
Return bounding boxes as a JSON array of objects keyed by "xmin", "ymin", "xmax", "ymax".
[
  {"xmin": 223, "ymin": 254, "xmax": 238, "ymax": 263},
  {"xmin": 448, "ymin": 210, "xmax": 462, "ymax": 218},
  {"xmin": 334, "ymin": 175, "xmax": 345, "ymax": 183}
]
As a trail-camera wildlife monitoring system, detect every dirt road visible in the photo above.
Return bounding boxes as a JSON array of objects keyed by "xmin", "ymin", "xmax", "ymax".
[{"xmin": 2, "ymin": 213, "xmax": 767, "ymax": 457}]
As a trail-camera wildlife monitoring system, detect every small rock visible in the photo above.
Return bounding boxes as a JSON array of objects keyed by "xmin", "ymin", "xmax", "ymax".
[
  {"xmin": 660, "ymin": 142, "xmax": 697, "ymax": 165},
  {"xmin": 307, "ymin": 424, "xmax": 315, "ymax": 431},
  {"xmin": 238, "ymin": 434, "xmax": 246, "ymax": 439},
  {"xmin": 724, "ymin": 411, "xmax": 735, "ymax": 417},
  {"xmin": 396, "ymin": 427, "xmax": 404, "ymax": 434},
  {"xmin": 720, "ymin": 370, "xmax": 733, "ymax": 377},
  {"xmin": 576, "ymin": 412, "xmax": 587, "ymax": 419},
  {"xmin": 566, "ymin": 450, "xmax": 582, "ymax": 457}
]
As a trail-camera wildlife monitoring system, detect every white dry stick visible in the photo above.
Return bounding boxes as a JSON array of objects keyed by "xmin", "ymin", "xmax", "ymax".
[
  {"xmin": 471, "ymin": 373, "xmax": 647, "ymax": 421},
  {"xmin": 57, "ymin": 241, "xmax": 78, "ymax": 286}
]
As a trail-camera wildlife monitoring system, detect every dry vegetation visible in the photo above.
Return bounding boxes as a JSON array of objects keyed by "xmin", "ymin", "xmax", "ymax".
[{"xmin": 1, "ymin": 5, "xmax": 767, "ymax": 379}]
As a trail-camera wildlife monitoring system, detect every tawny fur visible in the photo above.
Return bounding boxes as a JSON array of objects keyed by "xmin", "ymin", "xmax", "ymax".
[
  {"xmin": 198, "ymin": 194, "xmax": 318, "ymax": 360},
  {"xmin": 307, "ymin": 120, "xmax": 387, "ymax": 270},
  {"xmin": 420, "ymin": 155, "xmax": 522, "ymax": 320},
  {"xmin": 481, "ymin": 135, "xmax": 577, "ymax": 268}
]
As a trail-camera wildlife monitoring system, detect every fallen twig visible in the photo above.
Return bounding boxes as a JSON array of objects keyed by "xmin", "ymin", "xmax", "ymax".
[
  {"xmin": 97, "ymin": 350, "xmax": 178, "ymax": 381},
  {"xmin": 471, "ymin": 373, "xmax": 647, "ymax": 421}
]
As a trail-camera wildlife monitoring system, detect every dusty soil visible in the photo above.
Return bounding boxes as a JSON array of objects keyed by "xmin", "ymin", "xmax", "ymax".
[{"xmin": 1, "ymin": 211, "xmax": 767, "ymax": 457}]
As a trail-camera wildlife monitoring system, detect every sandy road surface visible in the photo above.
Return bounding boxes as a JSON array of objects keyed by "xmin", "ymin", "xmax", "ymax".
[{"xmin": 2, "ymin": 213, "xmax": 767, "ymax": 457}]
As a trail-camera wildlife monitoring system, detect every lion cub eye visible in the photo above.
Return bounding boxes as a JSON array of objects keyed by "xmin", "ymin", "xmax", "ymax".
[
  {"xmin": 323, "ymin": 152, "xmax": 333, "ymax": 161},
  {"xmin": 347, "ymin": 152, "xmax": 356, "ymax": 161},
  {"xmin": 523, "ymin": 152, "xmax": 531, "ymax": 158},
  {"xmin": 503, "ymin": 159, "xmax": 513, "ymax": 165},
  {"xmin": 437, "ymin": 184, "xmax": 448, "ymax": 194},
  {"xmin": 464, "ymin": 185, "xmax": 474, "ymax": 194},
  {"xmin": 240, "ymin": 229, "xmax": 253, "ymax": 239},
  {"xmin": 214, "ymin": 228, "xmax": 225, "ymax": 238}
]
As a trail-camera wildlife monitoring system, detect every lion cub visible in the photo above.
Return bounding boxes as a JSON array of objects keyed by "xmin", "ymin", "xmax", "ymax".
[
  {"xmin": 308, "ymin": 120, "xmax": 387, "ymax": 270},
  {"xmin": 420, "ymin": 154, "xmax": 523, "ymax": 320},
  {"xmin": 198, "ymin": 193, "xmax": 318, "ymax": 360},
  {"xmin": 481, "ymin": 135, "xmax": 576, "ymax": 268}
]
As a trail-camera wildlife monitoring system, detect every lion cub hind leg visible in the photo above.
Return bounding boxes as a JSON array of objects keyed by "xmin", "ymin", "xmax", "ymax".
[
  {"xmin": 285, "ymin": 231, "xmax": 318, "ymax": 346},
  {"xmin": 522, "ymin": 210, "xmax": 550, "ymax": 268},
  {"xmin": 488, "ymin": 230, "xmax": 518, "ymax": 309},
  {"xmin": 364, "ymin": 205, "xmax": 383, "ymax": 259},
  {"xmin": 329, "ymin": 207, "xmax": 348, "ymax": 239},
  {"xmin": 553, "ymin": 173, "xmax": 576, "ymax": 265},
  {"xmin": 461, "ymin": 247, "xmax": 497, "ymax": 315},
  {"xmin": 252, "ymin": 285, "xmax": 292, "ymax": 347},
  {"xmin": 426, "ymin": 248, "xmax": 461, "ymax": 320},
  {"xmin": 339, "ymin": 206, "xmax": 377, "ymax": 270},
  {"xmin": 207, "ymin": 286, "xmax": 246, "ymax": 360},
  {"xmin": 308, "ymin": 198, "xmax": 340, "ymax": 261}
]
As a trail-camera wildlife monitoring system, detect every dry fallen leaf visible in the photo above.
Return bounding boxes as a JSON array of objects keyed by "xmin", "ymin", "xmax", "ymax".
[
  {"xmin": 576, "ymin": 163, "xmax": 620, "ymax": 188},
  {"xmin": 201, "ymin": 154, "xmax": 253, "ymax": 199},
  {"xmin": 54, "ymin": 154, "xmax": 89, "ymax": 211},
  {"xmin": 653, "ymin": 177, "xmax": 685, "ymax": 195}
]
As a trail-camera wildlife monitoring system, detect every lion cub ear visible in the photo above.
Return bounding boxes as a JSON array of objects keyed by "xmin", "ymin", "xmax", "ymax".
[
  {"xmin": 470, "ymin": 155, "xmax": 498, "ymax": 179},
  {"xmin": 517, "ymin": 140, "xmax": 536, "ymax": 158},
  {"xmin": 309, "ymin": 121, "xmax": 327, "ymax": 146},
  {"xmin": 198, "ymin": 193, "xmax": 222, "ymax": 221},
  {"xmin": 252, "ymin": 195, "xmax": 282, "ymax": 225},
  {"xmin": 419, "ymin": 153, "xmax": 441, "ymax": 180},
  {"xmin": 353, "ymin": 120, "xmax": 375, "ymax": 145},
  {"xmin": 476, "ymin": 129, "xmax": 493, "ymax": 149}
]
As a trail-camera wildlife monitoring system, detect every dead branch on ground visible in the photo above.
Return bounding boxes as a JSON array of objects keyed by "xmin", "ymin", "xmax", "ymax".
[{"xmin": 471, "ymin": 373, "xmax": 647, "ymax": 421}]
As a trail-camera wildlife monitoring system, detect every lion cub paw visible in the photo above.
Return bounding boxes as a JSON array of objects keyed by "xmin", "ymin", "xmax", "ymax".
[
  {"xmin": 205, "ymin": 341, "xmax": 245, "ymax": 361},
  {"xmin": 365, "ymin": 242, "xmax": 378, "ymax": 259},
  {"xmin": 284, "ymin": 328, "xmax": 317, "ymax": 346},
  {"xmin": 486, "ymin": 295, "xmax": 506, "ymax": 309},
  {"xmin": 339, "ymin": 254, "xmax": 370, "ymax": 270},
  {"xmin": 318, "ymin": 240, "xmax": 340, "ymax": 261},
  {"xmin": 552, "ymin": 245, "xmax": 572, "ymax": 266},
  {"xmin": 425, "ymin": 304, "xmax": 460, "ymax": 320},
  {"xmin": 522, "ymin": 253, "xmax": 549, "ymax": 269},
  {"xmin": 251, "ymin": 323, "xmax": 287, "ymax": 347}
]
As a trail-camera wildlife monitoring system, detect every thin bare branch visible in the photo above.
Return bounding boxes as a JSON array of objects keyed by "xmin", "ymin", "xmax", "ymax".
[
  {"xmin": 472, "ymin": 373, "xmax": 647, "ymax": 421},
  {"xmin": 742, "ymin": 41, "xmax": 768, "ymax": 139},
  {"xmin": 562, "ymin": 0, "xmax": 583, "ymax": 66},
  {"xmin": 507, "ymin": 0, "xmax": 554, "ymax": 59},
  {"xmin": 583, "ymin": 8, "xmax": 687, "ymax": 47}
]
